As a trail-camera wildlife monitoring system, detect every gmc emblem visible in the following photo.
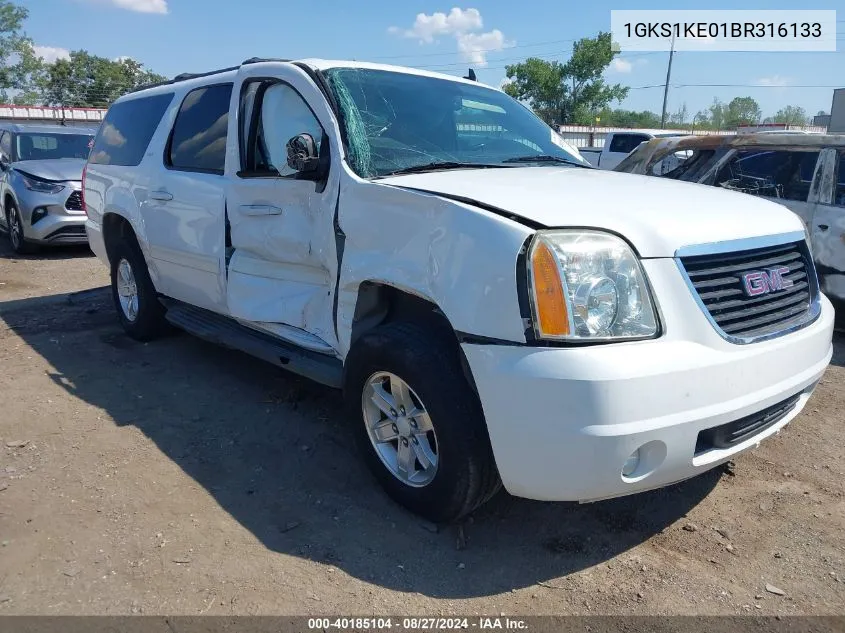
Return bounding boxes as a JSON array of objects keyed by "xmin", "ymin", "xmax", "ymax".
[{"xmin": 740, "ymin": 267, "xmax": 793, "ymax": 297}]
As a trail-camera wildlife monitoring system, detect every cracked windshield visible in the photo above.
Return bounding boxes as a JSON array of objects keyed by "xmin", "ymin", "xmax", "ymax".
[{"xmin": 324, "ymin": 68, "xmax": 588, "ymax": 178}]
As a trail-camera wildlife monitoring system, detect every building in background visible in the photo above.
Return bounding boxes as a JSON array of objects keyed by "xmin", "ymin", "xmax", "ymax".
[{"xmin": 828, "ymin": 89, "xmax": 845, "ymax": 134}]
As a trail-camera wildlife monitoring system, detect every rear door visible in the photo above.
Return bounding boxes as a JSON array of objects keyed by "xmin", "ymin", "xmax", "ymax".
[
  {"xmin": 224, "ymin": 63, "xmax": 341, "ymax": 352},
  {"xmin": 141, "ymin": 83, "xmax": 232, "ymax": 312},
  {"xmin": 807, "ymin": 149, "xmax": 845, "ymax": 300}
]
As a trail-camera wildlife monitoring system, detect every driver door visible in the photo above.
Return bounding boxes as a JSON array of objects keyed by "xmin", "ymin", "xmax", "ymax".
[{"xmin": 225, "ymin": 63, "xmax": 341, "ymax": 351}]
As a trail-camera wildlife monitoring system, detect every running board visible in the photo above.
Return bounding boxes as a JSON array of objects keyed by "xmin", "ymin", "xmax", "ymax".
[{"xmin": 163, "ymin": 300, "xmax": 343, "ymax": 388}]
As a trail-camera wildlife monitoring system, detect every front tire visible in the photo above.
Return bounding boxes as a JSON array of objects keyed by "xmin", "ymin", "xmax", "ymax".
[
  {"xmin": 6, "ymin": 202, "xmax": 33, "ymax": 254},
  {"xmin": 109, "ymin": 236, "xmax": 167, "ymax": 341},
  {"xmin": 344, "ymin": 322, "xmax": 501, "ymax": 523}
]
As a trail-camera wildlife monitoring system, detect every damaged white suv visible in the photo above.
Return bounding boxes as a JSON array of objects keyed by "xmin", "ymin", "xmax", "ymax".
[{"xmin": 84, "ymin": 59, "xmax": 834, "ymax": 522}]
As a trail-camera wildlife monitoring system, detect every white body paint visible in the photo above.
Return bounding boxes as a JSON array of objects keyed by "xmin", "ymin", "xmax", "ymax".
[{"xmin": 85, "ymin": 60, "xmax": 834, "ymax": 502}]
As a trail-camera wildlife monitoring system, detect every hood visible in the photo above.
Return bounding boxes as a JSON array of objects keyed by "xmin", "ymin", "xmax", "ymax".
[
  {"xmin": 14, "ymin": 158, "xmax": 86, "ymax": 183},
  {"xmin": 379, "ymin": 167, "xmax": 804, "ymax": 257}
]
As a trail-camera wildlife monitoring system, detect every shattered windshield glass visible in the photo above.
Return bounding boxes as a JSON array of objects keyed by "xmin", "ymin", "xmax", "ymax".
[{"xmin": 323, "ymin": 67, "xmax": 588, "ymax": 178}]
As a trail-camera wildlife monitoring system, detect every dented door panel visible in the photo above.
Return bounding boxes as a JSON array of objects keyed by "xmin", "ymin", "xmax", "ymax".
[{"xmin": 224, "ymin": 63, "xmax": 343, "ymax": 350}]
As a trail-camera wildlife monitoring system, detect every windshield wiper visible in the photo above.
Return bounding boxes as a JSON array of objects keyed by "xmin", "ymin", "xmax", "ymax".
[
  {"xmin": 380, "ymin": 161, "xmax": 508, "ymax": 177},
  {"xmin": 503, "ymin": 155, "xmax": 591, "ymax": 168}
]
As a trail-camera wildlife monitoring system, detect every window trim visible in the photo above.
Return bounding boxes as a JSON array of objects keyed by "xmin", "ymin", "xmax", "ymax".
[
  {"xmin": 236, "ymin": 76, "xmax": 330, "ymax": 182},
  {"xmin": 164, "ymin": 81, "xmax": 234, "ymax": 176}
]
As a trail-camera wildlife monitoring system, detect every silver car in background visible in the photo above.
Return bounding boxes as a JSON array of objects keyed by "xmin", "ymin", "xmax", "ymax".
[{"xmin": 0, "ymin": 124, "xmax": 97, "ymax": 253}]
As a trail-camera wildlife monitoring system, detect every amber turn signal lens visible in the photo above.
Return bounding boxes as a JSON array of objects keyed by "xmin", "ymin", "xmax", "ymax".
[{"xmin": 530, "ymin": 239, "xmax": 570, "ymax": 337}]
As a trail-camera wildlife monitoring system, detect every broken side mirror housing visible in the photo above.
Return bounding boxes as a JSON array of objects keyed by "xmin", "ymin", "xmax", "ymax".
[{"xmin": 286, "ymin": 133, "xmax": 319, "ymax": 174}]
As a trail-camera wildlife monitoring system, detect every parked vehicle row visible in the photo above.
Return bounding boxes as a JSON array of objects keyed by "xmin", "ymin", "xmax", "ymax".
[
  {"xmin": 0, "ymin": 124, "xmax": 97, "ymax": 253},
  {"xmin": 578, "ymin": 130, "xmax": 684, "ymax": 170},
  {"xmin": 614, "ymin": 133, "xmax": 845, "ymax": 304},
  {"xmin": 80, "ymin": 58, "xmax": 833, "ymax": 522}
]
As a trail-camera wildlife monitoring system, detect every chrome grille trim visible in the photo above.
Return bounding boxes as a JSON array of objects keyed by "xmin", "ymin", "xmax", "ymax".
[{"xmin": 676, "ymin": 232, "xmax": 821, "ymax": 345}]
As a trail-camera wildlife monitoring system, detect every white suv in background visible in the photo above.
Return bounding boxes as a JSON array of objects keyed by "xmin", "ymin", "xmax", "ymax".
[{"xmin": 84, "ymin": 58, "xmax": 834, "ymax": 522}]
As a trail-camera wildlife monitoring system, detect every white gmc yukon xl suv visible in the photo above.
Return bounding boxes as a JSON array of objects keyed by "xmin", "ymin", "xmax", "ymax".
[{"xmin": 84, "ymin": 59, "xmax": 834, "ymax": 523}]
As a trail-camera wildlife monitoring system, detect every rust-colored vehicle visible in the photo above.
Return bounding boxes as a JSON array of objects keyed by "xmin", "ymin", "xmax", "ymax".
[{"xmin": 615, "ymin": 133, "xmax": 845, "ymax": 304}]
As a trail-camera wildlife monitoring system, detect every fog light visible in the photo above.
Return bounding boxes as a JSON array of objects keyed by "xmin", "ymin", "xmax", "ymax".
[
  {"xmin": 622, "ymin": 449, "xmax": 641, "ymax": 477},
  {"xmin": 31, "ymin": 207, "xmax": 48, "ymax": 225}
]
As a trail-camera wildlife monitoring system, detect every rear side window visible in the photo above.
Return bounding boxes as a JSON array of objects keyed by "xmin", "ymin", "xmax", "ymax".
[
  {"xmin": 89, "ymin": 93, "xmax": 173, "ymax": 166},
  {"xmin": 609, "ymin": 134, "xmax": 649, "ymax": 154},
  {"xmin": 167, "ymin": 83, "xmax": 233, "ymax": 173}
]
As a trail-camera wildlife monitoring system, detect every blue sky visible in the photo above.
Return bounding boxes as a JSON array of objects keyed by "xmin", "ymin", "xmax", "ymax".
[{"xmin": 23, "ymin": 0, "xmax": 843, "ymax": 120}]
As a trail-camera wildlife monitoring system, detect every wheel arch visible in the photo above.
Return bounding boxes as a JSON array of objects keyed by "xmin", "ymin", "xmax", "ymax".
[
  {"xmin": 346, "ymin": 281, "xmax": 478, "ymax": 394},
  {"xmin": 101, "ymin": 212, "xmax": 140, "ymax": 265}
]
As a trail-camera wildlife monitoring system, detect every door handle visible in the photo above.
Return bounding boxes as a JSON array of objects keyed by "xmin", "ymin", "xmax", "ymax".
[
  {"xmin": 817, "ymin": 224, "xmax": 829, "ymax": 231},
  {"xmin": 239, "ymin": 204, "xmax": 282, "ymax": 216},
  {"xmin": 149, "ymin": 190, "xmax": 173, "ymax": 202}
]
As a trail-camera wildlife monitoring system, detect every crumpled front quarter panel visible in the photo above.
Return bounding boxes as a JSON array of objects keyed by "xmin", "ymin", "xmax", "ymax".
[{"xmin": 336, "ymin": 178, "xmax": 532, "ymax": 356}]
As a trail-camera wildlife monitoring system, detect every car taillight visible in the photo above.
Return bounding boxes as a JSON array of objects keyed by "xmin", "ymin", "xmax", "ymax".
[{"xmin": 81, "ymin": 165, "xmax": 88, "ymax": 216}]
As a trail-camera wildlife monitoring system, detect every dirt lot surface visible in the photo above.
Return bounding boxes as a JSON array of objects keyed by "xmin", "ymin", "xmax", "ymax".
[{"xmin": 0, "ymin": 238, "xmax": 843, "ymax": 616}]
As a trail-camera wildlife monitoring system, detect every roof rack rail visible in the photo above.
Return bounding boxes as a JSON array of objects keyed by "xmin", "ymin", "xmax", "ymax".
[
  {"xmin": 125, "ymin": 65, "xmax": 241, "ymax": 95},
  {"xmin": 124, "ymin": 59, "xmax": 292, "ymax": 97},
  {"xmin": 242, "ymin": 57, "xmax": 292, "ymax": 65}
]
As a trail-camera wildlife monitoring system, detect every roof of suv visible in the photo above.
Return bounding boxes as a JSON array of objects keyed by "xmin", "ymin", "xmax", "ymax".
[{"xmin": 119, "ymin": 58, "xmax": 493, "ymax": 102}]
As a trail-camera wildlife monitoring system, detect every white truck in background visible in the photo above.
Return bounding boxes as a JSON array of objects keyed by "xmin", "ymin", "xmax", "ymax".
[{"xmin": 579, "ymin": 130, "xmax": 684, "ymax": 170}]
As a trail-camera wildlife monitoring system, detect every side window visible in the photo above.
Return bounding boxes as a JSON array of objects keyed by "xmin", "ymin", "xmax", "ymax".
[
  {"xmin": 89, "ymin": 93, "xmax": 174, "ymax": 166},
  {"xmin": 609, "ymin": 134, "xmax": 648, "ymax": 154},
  {"xmin": 715, "ymin": 150, "xmax": 820, "ymax": 202},
  {"xmin": 243, "ymin": 82, "xmax": 325, "ymax": 177},
  {"xmin": 167, "ymin": 83, "xmax": 233, "ymax": 173},
  {"xmin": 835, "ymin": 152, "xmax": 845, "ymax": 207},
  {"xmin": 0, "ymin": 132, "xmax": 11, "ymax": 160}
]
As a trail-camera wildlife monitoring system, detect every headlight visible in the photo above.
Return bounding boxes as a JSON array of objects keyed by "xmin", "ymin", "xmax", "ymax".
[
  {"xmin": 21, "ymin": 174, "xmax": 65, "ymax": 194},
  {"xmin": 527, "ymin": 230, "xmax": 658, "ymax": 341}
]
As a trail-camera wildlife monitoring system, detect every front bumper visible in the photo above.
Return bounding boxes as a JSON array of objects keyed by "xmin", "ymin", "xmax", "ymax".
[
  {"xmin": 463, "ymin": 259, "xmax": 835, "ymax": 502},
  {"xmin": 17, "ymin": 187, "xmax": 88, "ymax": 245}
]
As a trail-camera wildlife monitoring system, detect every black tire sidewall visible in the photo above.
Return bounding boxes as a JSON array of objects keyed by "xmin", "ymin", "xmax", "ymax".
[
  {"xmin": 345, "ymin": 323, "xmax": 497, "ymax": 522},
  {"xmin": 7, "ymin": 203, "xmax": 29, "ymax": 254},
  {"xmin": 109, "ymin": 238, "xmax": 165, "ymax": 341}
]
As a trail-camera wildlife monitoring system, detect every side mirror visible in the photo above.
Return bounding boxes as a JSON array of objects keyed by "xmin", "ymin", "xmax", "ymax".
[
  {"xmin": 0, "ymin": 155, "xmax": 9, "ymax": 171},
  {"xmin": 286, "ymin": 133, "xmax": 319, "ymax": 173}
]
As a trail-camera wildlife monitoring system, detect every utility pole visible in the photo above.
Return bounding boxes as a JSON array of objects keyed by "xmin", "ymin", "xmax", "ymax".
[{"xmin": 660, "ymin": 34, "xmax": 675, "ymax": 129}]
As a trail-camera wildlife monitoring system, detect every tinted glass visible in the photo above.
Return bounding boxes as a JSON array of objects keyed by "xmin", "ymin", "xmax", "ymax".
[
  {"xmin": 609, "ymin": 134, "xmax": 649, "ymax": 154},
  {"xmin": 15, "ymin": 133, "xmax": 93, "ymax": 161},
  {"xmin": 168, "ymin": 84, "xmax": 232, "ymax": 173},
  {"xmin": 89, "ymin": 93, "xmax": 173, "ymax": 166},
  {"xmin": 324, "ymin": 68, "xmax": 587, "ymax": 178},
  {"xmin": 716, "ymin": 150, "xmax": 819, "ymax": 202}
]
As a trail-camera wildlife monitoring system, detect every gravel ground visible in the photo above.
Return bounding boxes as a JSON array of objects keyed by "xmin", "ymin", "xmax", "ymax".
[{"xmin": 0, "ymin": 237, "xmax": 843, "ymax": 616}]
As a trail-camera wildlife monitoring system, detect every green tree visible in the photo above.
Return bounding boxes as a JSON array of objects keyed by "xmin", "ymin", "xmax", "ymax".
[
  {"xmin": 38, "ymin": 51, "xmax": 165, "ymax": 107},
  {"xmin": 708, "ymin": 98, "xmax": 726, "ymax": 130},
  {"xmin": 504, "ymin": 32, "xmax": 629, "ymax": 125},
  {"xmin": 669, "ymin": 102, "xmax": 688, "ymax": 127},
  {"xmin": 723, "ymin": 96, "xmax": 762, "ymax": 128},
  {"xmin": 0, "ymin": 1, "xmax": 42, "ymax": 103},
  {"xmin": 595, "ymin": 107, "xmax": 661, "ymax": 128},
  {"xmin": 770, "ymin": 105, "xmax": 809, "ymax": 126}
]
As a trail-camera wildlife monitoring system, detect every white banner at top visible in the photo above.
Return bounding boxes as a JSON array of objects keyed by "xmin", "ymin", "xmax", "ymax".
[{"xmin": 610, "ymin": 10, "xmax": 837, "ymax": 52}]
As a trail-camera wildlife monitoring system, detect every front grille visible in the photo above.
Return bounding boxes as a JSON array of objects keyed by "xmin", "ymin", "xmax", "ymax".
[
  {"xmin": 679, "ymin": 240, "xmax": 818, "ymax": 342},
  {"xmin": 695, "ymin": 393, "xmax": 801, "ymax": 454},
  {"xmin": 65, "ymin": 190, "xmax": 83, "ymax": 211}
]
